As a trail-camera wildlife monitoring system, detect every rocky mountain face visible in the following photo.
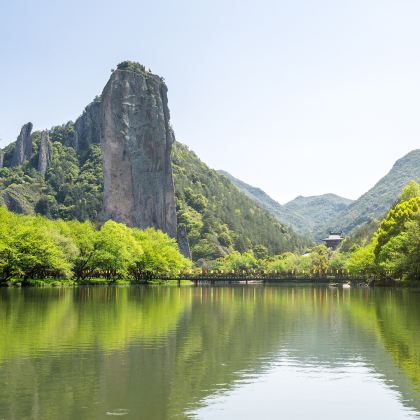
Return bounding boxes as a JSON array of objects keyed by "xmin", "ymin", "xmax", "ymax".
[
  {"xmin": 74, "ymin": 100, "xmax": 101, "ymax": 157},
  {"xmin": 0, "ymin": 62, "xmax": 194, "ymax": 257},
  {"xmin": 37, "ymin": 131, "xmax": 53, "ymax": 176},
  {"xmin": 11, "ymin": 122, "xmax": 33, "ymax": 167},
  {"xmin": 100, "ymin": 67, "xmax": 178, "ymax": 242}
]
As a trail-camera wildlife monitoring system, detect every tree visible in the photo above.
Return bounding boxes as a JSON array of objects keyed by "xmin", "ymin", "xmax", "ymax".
[
  {"xmin": 90, "ymin": 221, "xmax": 142, "ymax": 281},
  {"xmin": 56, "ymin": 220, "xmax": 96, "ymax": 280},
  {"xmin": 129, "ymin": 228, "xmax": 191, "ymax": 280},
  {"xmin": 375, "ymin": 182, "xmax": 420, "ymax": 254},
  {"xmin": 347, "ymin": 244, "xmax": 376, "ymax": 276},
  {"xmin": 0, "ymin": 209, "xmax": 73, "ymax": 283},
  {"xmin": 253, "ymin": 244, "xmax": 268, "ymax": 260},
  {"xmin": 216, "ymin": 251, "xmax": 259, "ymax": 272}
]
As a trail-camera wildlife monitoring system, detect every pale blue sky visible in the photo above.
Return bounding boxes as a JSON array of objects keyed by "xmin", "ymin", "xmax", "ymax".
[{"xmin": 1, "ymin": 0, "xmax": 419, "ymax": 203}]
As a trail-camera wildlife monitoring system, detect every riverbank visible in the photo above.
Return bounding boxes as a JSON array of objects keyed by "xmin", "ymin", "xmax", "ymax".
[
  {"xmin": 1, "ymin": 277, "xmax": 418, "ymax": 288},
  {"xmin": 0, "ymin": 278, "xmax": 195, "ymax": 287}
]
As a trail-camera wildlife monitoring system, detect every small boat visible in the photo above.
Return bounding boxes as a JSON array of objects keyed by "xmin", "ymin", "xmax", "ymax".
[
  {"xmin": 329, "ymin": 282, "xmax": 339, "ymax": 288},
  {"xmin": 342, "ymin": 282, "xmax": 351, "ymax": 289}
]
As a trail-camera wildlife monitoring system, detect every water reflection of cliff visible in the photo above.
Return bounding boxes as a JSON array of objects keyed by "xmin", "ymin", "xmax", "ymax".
[{"xmin": 0, "ymin": 287, "xmax": 419, "ymax": 419}]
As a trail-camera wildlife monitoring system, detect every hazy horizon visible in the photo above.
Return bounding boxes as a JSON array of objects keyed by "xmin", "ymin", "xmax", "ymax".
[{"xmin": 1, "ymin": 0, "xmax": 419, "ymax": 203}]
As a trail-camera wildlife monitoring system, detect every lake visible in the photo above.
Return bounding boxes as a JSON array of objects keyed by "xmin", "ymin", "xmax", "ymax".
[{"xmin": 0, "ymin": 285, "xmax": 420, "ymax": 419}]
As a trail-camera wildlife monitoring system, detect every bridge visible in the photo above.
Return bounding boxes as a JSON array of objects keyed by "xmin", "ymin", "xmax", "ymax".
[{"xmin": 135, "ymin": 272, "xmax": 371, "ymax": 286}]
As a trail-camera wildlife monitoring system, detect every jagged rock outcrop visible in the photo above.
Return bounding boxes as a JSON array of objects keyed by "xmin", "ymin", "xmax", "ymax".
[
  {"xmin": 0, "ymin": 149, "xmax": 3, "ymax": 168},
  {"xmin": 11, "ymin": 122, "xmax": 33, "ymax": 166},
  {"xmin": 2, "ymin": 64, "xmax": 191, "ymax": 257},
  {"xmin": 38, "ymin": 131, "xmax": 53, "ymax": 175},
  {"xmin": 74, "ymin": 99, "xmax": 101, "ymax": 154},
  {"xmin": 100, "ymin": 67, "xmax": 185, "ymax": 250}
]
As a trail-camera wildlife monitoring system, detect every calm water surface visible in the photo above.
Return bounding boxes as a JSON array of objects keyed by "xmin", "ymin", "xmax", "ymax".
[{"xmin": 1, "ymin": 286, "xmax": 420, "ymax": 419}]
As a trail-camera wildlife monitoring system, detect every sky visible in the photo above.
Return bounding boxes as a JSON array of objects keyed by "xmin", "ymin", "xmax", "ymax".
[{"xmin": 1, "ymin": 0, "xmax": 419, "ymax": 203}]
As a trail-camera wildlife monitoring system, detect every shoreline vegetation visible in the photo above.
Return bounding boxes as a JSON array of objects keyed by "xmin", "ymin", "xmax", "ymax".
[{"xmin": 1, "ymin": 181, "xmax": 419, "ymax": 288}]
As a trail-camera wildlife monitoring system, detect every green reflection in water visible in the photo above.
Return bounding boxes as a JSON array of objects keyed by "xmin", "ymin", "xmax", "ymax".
[{"xmin": 0, "ymin": 286, "xmax": 419, "ymax": 419}]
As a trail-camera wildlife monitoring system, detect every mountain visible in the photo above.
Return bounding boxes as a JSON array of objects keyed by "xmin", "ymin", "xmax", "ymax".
[
  {"xmin": 0, "ymin": 61, "xmax": 306, "ymax": 261},
  {"xmin": 220, "ymin": 149, "xmax": 420, "ymax": 241},
  {"xmin": 218, "ymin": 170, "xmax": 309, "ymax": 235},
  {"xmin": 219, "ymin": 170, "xmax": 352, "ymax": 239},
  {"xmin": 322, "ymin": 149, "xmax": 420, "ymax": 236},
  {"xmin": 284, "ymin": 194, "xmax": 353, "ymax": 239},
  {"xmin": 173, "ymin": 145, "xmax": 307, "ymax": 260}
]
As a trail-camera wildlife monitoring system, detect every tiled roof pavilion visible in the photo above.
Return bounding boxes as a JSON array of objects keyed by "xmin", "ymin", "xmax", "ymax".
[{"xmin": 323, "ymin": 232, "xmax": 344, "ymax": 250}]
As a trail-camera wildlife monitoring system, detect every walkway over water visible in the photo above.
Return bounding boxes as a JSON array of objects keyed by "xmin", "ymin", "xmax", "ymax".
[{"xmin": 137, "ymin": 272, "xmax": 370, "ymax": 285}]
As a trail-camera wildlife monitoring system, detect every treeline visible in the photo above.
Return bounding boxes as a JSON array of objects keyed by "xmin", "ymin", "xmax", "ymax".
[
  {"xmin": 0, "ymin": 207, "xmax": 191, "ymax": 284},
  {"xmin": 209, "ymin": 181, "xmax": 420, "ymax": 282},
  {"xmin": 205, "ymin": 245, "xmax": 344, "ymax": 276}
]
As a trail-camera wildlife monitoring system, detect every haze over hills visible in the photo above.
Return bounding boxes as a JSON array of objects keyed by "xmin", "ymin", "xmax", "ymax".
[
  {"xmin": 220, "ymin": 149, "xmax": 420, "ymax": 241},
  {"xmin": 218, "ymin": 170, "xmax": 310, "ymax": 236},
  {"xmin": 219, "ymin": 170, "xmax": 353, "ymax": 239},
  {"xmin": 322, "ymin": 149, "xmax": 420, "ymax": 236},
  {"xmin": 284, "ymin": 194, "xmax": 353, "ymax": 239}
]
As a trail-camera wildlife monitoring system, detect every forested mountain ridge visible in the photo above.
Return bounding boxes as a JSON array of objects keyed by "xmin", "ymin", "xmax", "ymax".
[
  {"xmin": 218, "ymin": 170, "xmax": 310, "ymax": 236},
  {"xmin": 284, "ymin": 194, "xmax": 353, "ymax": 238},
  {"xmin": 322, "ymin": 149, "xmax": 420, "ymax": 236},
  {"xmin": 219, "ymin": 170, "xmax": 353, "ymax": 239},
  {"xmin": 219, "ymin": 150, "xmax": 420, "ymax": 242},
  {"xmin": 0, "ymin": 107, "xmax": 307, "ymax": 262},
  {"xmin": 173, "ymin": 144, "xmax": 308, "ymax": 260}
]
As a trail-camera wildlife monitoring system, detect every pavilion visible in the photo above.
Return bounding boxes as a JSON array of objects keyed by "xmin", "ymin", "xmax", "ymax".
[{"xmin": 323, "ymin": 232, "xmax": 344, "ymax": 250}]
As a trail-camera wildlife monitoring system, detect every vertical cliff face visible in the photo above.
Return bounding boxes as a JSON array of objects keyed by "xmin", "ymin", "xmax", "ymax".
[
  {"xmin": 74, "ymin": 99, "xmax": 101, "ymax": 154},
  {"xmin": 100, "ymin": 67, "xmax": 178, "ymax": 240},
  {"xmin": 38, "ymin": 131, "xmax": 53, "ymax": 175},
  {"xmin": 12, "ymin": 122, "xmax": 33, "ymax": 166},
  {"xmin": 0, "ymin": 149, "xmax": 3, "ymax": 168},
  {"xmin": 1, "ymin": 63, "xmax": 190, "ymax": 257}
]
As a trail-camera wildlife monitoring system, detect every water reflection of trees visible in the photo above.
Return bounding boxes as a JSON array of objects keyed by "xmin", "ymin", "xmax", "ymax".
[{"xmin": 0, "ymin": 287, "xmax": 420, "ymax": 419}]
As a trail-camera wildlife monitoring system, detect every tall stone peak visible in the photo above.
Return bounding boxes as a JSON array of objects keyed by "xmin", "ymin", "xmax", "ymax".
[
  {"xmin": 1, "ymin": 62, "xmax": 190, "ymax": 257},
  {"xmin": 12, "ymin": 122, "xmax": 33, "ymax": 166},
  {"xmin": 100, "ymin": 64, "xmax": 189, "ymax": 254},
  {"xmin": 38, "ymin": 130, "xmax": 53, "ymax": 176},
  {"xmin": 74, "ymin": 97, "xmax": 101, "ymax": 154}
]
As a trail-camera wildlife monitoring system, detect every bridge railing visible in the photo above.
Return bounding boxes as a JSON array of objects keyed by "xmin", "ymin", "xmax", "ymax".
[{"xmin": 130, "ymin": 269, "xmax": 373, "ymax": 282}]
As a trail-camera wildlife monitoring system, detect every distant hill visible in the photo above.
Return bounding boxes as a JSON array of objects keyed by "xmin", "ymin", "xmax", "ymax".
[
  {"xmin": 219, "ymin": 170, "xmax": 352, "ymax": 239},
  {"xmin": 284, "ymin": 194, "xmax": 353, "ymax": 239},
  {"xmin": 172, "ymin": 144, "xmax": 308, "ymax": 259},
  {"xmin": 322, "ymin": 149, "xmax": 420, "ymax": 236},
  {"xmin": 220, "ymin": 150, "xmax": 420, "ymax": 242},
  {"xmin": 218, "ymin": 170, "xmax": 310, "ymax": 235}
]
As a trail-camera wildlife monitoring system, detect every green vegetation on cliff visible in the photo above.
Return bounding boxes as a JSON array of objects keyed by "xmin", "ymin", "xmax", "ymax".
[
  {"xmin": 172, "ymin": 143, "xmax": 307, "ymax": 260},
  {"xmin": 0, "ymin": 125, "xmax": 306, "ymax": 261}
]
